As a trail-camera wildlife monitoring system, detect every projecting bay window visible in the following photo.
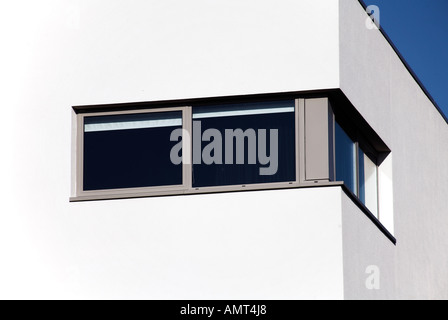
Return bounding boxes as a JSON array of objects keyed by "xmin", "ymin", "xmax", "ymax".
[
  {"xmin": 72, "ymin": 95, "xmax": 394, "ymax": 241},
  {"xmin": 72, "ymin": 97, "xmax": 389, "ymax": 224}
]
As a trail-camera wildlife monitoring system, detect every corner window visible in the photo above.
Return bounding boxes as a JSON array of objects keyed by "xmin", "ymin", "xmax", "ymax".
[
  {"xmin": 72, "ymin": 93, "xmax": 390, "ymax": 237},
  {"xmin": 335, "ymin": 122, "xmax": 379, "ymax": 218}
]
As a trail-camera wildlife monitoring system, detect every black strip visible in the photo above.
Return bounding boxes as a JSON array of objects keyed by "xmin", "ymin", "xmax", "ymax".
[
  {"xmin": 358, "ymin": 0, "xmax": 448, "ymax": 125},
  {"xmin": 72, "ymin": 89, "xmax": 340, "ymax": 113},
  {"xmin": 341, "ymin": 184, "xmax": 397, "ymax": 245},
  {"xmin": 144, "ymin": 301, "xmax": 308, "ymax": 317}
]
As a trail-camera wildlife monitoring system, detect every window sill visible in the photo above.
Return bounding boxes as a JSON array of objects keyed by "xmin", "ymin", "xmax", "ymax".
[{"xmin": 70, "ymin": 181, "xmax": 342, "ymax": 202}]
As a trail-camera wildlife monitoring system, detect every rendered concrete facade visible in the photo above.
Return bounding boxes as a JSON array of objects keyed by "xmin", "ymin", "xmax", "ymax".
[
  {"xmin": 1, "ymin": 0, "xmax": 447, "ymax": 299},
  {"xmin": 340, "ymin": 0, "xmax": 448, "ymax": 300}
]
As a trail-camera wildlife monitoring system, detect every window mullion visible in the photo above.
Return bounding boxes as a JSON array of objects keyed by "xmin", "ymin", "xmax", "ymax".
[{"xmin": 183, "ymin": 106, "xmax": 193, "ymax": 190}]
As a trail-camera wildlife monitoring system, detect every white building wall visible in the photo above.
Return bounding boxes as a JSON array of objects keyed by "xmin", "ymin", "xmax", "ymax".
[
  {"xmin": 3, "ymin": 0, "xmax": 448, "ymax": 300},
  {"xmin": 341, "ymin": 192, "xmax": 396, "ymax": 300},
  {"xmin": 0, "ymin": 0, "xmax": 343, "ymax": 299},
  {"xmin": 1, "ymin": 186, "xmax": 345, "ymax": 299},
  {"xmin": 339, "ymin": 0, "xmax": 448, "ymax": 299},
  {"xmin": 1, "ymin": 0, "xmax": 340, "ymax": 108}
]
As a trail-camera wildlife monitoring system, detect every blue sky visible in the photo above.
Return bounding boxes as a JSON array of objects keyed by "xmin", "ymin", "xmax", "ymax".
[{"xmin": 364, "ymin": 0, "xmax": 448, "ymax": 118}]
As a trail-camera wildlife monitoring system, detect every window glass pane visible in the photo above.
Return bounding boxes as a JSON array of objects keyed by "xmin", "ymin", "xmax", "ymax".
[
  {"xmin": 192, "ymin": 101, "xmax": 296, "ymax": 187},
  {"xmin": 360, "ymin": 150, "xmax": 379, "ymax": 218},
  {"xmin": 83, "ymin": 111, "xmax": 183, "ymax": 191},
  {"xmin": 335, "ymin": 122, "xmax": 357, "ymax": 195},
  {"xmin": 359, "ymin": 149, "xmax": 366, "ymax": 203}
]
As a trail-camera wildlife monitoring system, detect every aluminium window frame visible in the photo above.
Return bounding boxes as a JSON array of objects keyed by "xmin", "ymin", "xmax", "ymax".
[
  {"xmin": 73, "ymin": 106, "xmax": 192, "ymax": 199},
  {"xmin": 71, "ymin": 100, "xmax": 302, "ymax": 201}
]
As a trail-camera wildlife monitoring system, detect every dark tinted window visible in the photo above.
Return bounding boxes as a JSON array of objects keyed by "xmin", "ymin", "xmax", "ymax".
[
  {"xmin": 83, "ymin": 112, "xmax": 183, "ymax": 191},
  {"xmin": 335, "ymin": 122, "xmax": 357, "ymax": 195},
  {"xmin": 192, "ymin": 101, "xmax": 296, "ymax": 187},
  {"xmin": 358, "ymin": 148, "xmax": 366, "ymax": 203}
]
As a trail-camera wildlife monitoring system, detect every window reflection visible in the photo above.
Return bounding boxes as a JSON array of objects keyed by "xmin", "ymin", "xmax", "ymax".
[
  {"xmin": 83, "ymin": 112, "xmax": 183, "ymax": 191},
  {"xmin": 335, "ymin": 121, "xmax": 380, "ymax": 218},
  {"xmin": 335, "ymin": 122, "xmax": 357, "ymax": 195}
]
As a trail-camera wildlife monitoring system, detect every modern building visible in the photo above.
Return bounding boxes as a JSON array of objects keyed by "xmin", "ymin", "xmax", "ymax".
[{"xmin": 1, "ymin": 0, "xmax": 448, "ymax": 300}]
